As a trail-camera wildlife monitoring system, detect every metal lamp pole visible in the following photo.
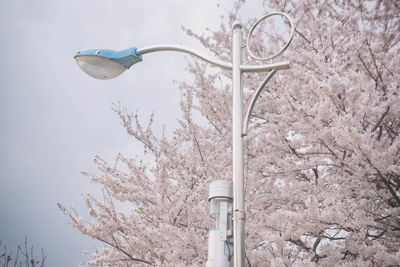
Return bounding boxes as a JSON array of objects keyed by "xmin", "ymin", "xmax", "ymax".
[
  {"xmin": 232, "ymin": 21, "xmax": 245, "ymax": 267},
  {"xmin": 75, "ymin": 13, "xmax": 294, "ymax": 267}
]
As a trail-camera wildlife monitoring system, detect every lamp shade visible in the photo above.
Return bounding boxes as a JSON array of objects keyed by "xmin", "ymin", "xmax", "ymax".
[{"xmin": 74, "ymin": 47, "xmax": 142, "ymax": 80}]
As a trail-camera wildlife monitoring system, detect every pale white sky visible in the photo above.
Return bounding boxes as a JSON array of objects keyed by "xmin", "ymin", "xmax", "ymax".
[{"xmin": 0, "ymin": 0, "xmax": 265, "ymax": 265}]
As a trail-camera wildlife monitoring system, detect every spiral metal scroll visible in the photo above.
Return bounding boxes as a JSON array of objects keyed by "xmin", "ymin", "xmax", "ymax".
[
  {"xmin": 242, "ymin": 12, "xmax": 294, "ymax": 136},
  {"xmin": 246, "ymin": 12, "xmax": 295, "ymax": 61}
]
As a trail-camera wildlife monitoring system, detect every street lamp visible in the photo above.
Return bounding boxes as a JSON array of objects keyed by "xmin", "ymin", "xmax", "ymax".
[{"xmin": 75, "ymin": 12, "xmax": 294, "ymax": 267}]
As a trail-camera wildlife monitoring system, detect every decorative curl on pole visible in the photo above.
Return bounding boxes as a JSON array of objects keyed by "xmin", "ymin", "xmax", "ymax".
[
  {"xmin": 246, "ymin": 12, "xmax": 295, "ymax": 61},
  {"xmin": 242, "ymin": 12, "xmax": 295, "ymax": 136}
]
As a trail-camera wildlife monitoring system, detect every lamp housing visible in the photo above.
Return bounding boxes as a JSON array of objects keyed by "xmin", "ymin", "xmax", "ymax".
[{"xmin": 74, "ymin": 47, "xmax": 142, "ymax": 80}]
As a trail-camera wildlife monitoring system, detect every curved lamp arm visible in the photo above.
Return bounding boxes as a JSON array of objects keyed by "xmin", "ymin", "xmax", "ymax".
[
  {"xmin": 242, "ymin": 69, "xmax": 277, "ymax": 136},
  {"xmin": 136, "ymin": 44, "xmax": 231, "ymax": 70},
  {"xmin": 137, "ymin": 44, "xmax": 290, "ymax": 72}
]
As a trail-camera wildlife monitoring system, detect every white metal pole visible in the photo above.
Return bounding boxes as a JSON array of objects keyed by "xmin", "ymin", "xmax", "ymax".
[{"xmin": 232, "ymin": 21, "xmax": 245, "ymax": 267}]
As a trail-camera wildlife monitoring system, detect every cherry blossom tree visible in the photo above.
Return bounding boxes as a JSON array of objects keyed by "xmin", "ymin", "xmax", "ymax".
[{"xmin": 61, "ymin": 0, "xmax": 400, "ymax": 265}]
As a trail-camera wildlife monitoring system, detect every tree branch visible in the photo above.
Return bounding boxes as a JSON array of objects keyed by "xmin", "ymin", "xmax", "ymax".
[
  {"xmin": 96, "ymin": 237, "xmax": 154, "ymax": 265},
  {"xmin": 371, "ymin": 106, "xmax": 390, "ymax": 133}
]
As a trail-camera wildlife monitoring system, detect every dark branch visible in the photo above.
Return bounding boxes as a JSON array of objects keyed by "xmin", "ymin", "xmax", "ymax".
[{"xmin": 96, "ymin": 237, "xmax": 153, "ymax": 265}]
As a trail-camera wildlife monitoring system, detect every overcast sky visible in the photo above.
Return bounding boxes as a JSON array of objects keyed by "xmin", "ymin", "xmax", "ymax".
[{"xmin": 0, "ymin": 0, "xmax": 264, "ymax": 266}]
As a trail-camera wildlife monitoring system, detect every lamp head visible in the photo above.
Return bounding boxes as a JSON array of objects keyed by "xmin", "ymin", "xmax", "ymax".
[{"xmin": 74, "ymin": 47, "xmax": 142, "ymax": 80}]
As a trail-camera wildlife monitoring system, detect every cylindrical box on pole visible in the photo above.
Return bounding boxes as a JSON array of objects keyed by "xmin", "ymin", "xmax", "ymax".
[{"xmin": 206, "ymin": 181, "xmax": 233, "ymax": 267}]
